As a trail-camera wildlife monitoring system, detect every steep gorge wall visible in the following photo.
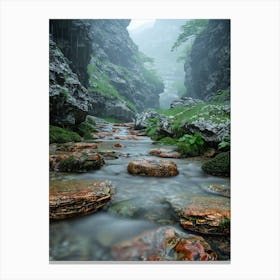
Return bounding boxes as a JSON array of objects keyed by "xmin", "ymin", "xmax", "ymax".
[
  {"xmin": 184, "ymin": 20, "xmax": 230, "ymax": 100},
  {"xmin": 49, "ymin": 19, "xmax": 163, "ymax": 126}
]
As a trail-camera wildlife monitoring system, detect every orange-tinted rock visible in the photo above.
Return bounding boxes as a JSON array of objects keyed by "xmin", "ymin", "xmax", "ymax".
[
  {"xmin": 178, "ymin": 196, "xmax": 230, "ymax": 235},
  {"xmin": 111, "ymin": 226, "xmax": 217, "ymax": 261},
  {"xmin": 149, "ymin": 148, "xmax": 181, "ymax": 158},
  {"xmin": 114, "ymin": 143, "xmax": 122, "ymax": 148},
  {"xmin": 49, "ymin": 180, "xmax": 112, "ymax": 220},
  {"xmin": 127, "ymin": 158, "xmax": 179, "ymax": 177}
]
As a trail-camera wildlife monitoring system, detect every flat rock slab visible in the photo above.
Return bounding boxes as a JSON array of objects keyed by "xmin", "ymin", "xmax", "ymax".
[
  {"xmin": 149, "ymin": 148, "xmax": 181, "ymax": 158},
  {"xmin": 111, "ymin": 226, "xmax": 217, "ymax": 261},
  {"xmin": 127, "ymin": 158, "xmax": 179, "ymax": 177},
  {"xmin": 178, "ymin": 196, "xmax": 230, "ymax": 235},
  {"xmin": 50, "ymin": 180, "xmax": 112, "ymax": 220}
]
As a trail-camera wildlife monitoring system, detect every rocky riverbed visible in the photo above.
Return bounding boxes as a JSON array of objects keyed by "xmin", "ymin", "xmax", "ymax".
[{"xmin": 49, "ymin": 119, "xmax": 230, "ymax": 261}]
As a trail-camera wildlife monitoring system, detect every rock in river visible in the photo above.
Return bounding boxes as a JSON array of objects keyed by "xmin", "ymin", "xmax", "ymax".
[
  {"xmin": 50, "ymin": 152, "xmax": 104, "ymax": 172},
  {"xmin": 149, "ymin": 148, "xmax": 181, "ymax": 159},
  {"xmin": 111, "ymin": 226, "xmax": 217, "ymax": 261},
  {"xmin": 55, "ymin": 142, "xmax": 98, "ymax": 152},
  {"xmin": 167, "ymin": 193, "xmax": 230, "ymax": 235},
  {"xmin": 200, "ymin": 184, "xmax": 230, "ymax": 198},
  {"xmin": 177, "ymin": 196, "xmax": 230, "ymax": 235},
  {"xmin": 49, "ymin": 180, "xmax": 112, "ymax": 220},
  {"xmin": 127, "ymin": 158, "xmax": 179, "ymax": 177}
]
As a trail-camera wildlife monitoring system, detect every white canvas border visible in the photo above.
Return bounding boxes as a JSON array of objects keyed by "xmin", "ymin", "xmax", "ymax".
[{"xmin": 0, "ymin": 0, "xmax": 279, "ymax": 279}]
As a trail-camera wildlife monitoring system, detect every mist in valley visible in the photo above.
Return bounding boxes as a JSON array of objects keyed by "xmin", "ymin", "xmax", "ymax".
[{"xmin": 128, "ymin": 19, "xmax": 187, "ymax": 108}]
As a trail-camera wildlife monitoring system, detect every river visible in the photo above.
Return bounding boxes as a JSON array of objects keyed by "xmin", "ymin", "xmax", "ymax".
[{"xmin": 49, "ymin": 122, "xmax": 230, "ymax": 261}]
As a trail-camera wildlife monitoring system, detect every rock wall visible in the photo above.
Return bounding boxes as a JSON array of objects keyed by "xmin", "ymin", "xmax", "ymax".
[
  {"xmin": 184, "ymin": 20, "xmax": 230, "ymax": 100},
  {"xmin": 49, "ymin": 38, "xmax": 93, "ymax": 127},
  {"xmin": 49, "ymin": 19, "xmax": 164, "ymax": 126},
  {"xmin": 87, "ymin": 19, "xmax": 164, "ymax": 111}
]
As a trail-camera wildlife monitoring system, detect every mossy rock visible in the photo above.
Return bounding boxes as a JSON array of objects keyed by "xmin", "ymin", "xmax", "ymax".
[
  {"xmin": 76, "ymin": 121, "xmax": 98, "ymax": 139},
  {"xmin": 201, "ymin": 151, "xmax": 230, "ymax": 177},
  {"xmin": 57, "ymin": 155, "xmax": 104, "ymax": 172},
  {"xmin": 50, "ymin": 126, "xmax": 81, "ymax": 144}
]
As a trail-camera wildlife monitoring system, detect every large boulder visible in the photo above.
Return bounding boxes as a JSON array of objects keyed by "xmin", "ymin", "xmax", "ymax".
[
  {"xmin": 49, "ymin": 180, "xmax": 112, "ymax": 220},
  {"xmin": 134, "ymin": 110, "xmax": 163, "ymax": 130},
  {"xmin": 127, "ymin": 158, "xmax": 179, "ymax": 177},
  {"xmin": 89, "ymin": 94, "xmax": 135, "ymax": 122},
  {"xmin": 182, "ymin": 104, "xmax": 230, "ymax": 144},
  {"xmin": 184, "ymin": 118, "xmax": 230, "ymax": 144},
  {"xmin": 111, "ymin": 226, "xmax": 217, "ymax": 261}
]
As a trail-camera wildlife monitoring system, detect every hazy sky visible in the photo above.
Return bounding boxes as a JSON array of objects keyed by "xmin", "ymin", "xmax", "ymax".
[{"xmin": 127, "ymin": 20, "xmax": 155, "ymax": 30}]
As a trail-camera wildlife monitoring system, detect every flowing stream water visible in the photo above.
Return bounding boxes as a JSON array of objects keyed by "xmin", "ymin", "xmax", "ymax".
[{"xmin": 49, "ymin": 123, "xmax": 230, "ymax": 261}]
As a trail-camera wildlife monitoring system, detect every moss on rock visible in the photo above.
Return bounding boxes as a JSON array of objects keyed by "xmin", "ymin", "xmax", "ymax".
[
  {"xmin": 202, "ymin": 151, "xmax": 230, "ymax": 177},
  {"xmin": 50, "ymin": 125, "xmax": 81, "ymax": 143},
  {"xmin": 57, "ymin": 154, "xmax": 104, "ymax": 172}
]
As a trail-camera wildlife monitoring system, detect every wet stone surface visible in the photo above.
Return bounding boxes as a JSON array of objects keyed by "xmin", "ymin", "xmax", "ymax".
[
  {"xmin": 149, "ymin": 148, "xmax": 181, "ymax": 159},
  {"xmin": 200, "ymin": 183, "xmax": 230, "ymax": 198},
  {"xmin": 127, "ymin": 158, "xmax": 179, "ymax": 177},
  {"xmin": 50, "ymin": 152, "xmax": 104, "ymax": 172},
  {"xmin": 176, "ymin": 195, "xmax": 230, "ymax": 235},
  {"xmin": 111, "ymin": 226, "xmax": 217, "ymax": 261},
  {"xmin": 49, "ymin": 123, "xmax": 231, "ymax": 261},
  {"xmin": 53, "ymin": 142, "xmax": 98, "ymax": 152},
  {"xmin": 49, "ymin": 180, "xmax": 113, "ymax": 220}
]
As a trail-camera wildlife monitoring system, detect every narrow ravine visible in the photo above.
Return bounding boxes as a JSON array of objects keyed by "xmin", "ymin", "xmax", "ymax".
[{"xmin": 50, "ymin": 121, "xmax": 230, "ymax": 261}]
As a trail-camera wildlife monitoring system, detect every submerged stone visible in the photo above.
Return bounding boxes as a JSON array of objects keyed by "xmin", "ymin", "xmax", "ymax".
[
  {"xmin": 111, "ymin": 226, "xmax": 217, "ymax": 261},
  {"xmin": 49, "ymin": 180, "xmax": 112, "ymax": 220},
  {"xmin": 108, "ymin": 198, "xmax": 178, "ymax": 224},
  {"xmin": 127, "ymin": 158, "xmax": 179, "ymax": 177},
  {"xmin": 201, "ymin": 184, "xmax": 230, "ymax": 198}
]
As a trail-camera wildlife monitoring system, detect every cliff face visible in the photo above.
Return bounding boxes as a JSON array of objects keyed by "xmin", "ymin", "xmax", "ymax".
[
  {"xmin": 184, "ymin": 20, "xmax": 230, "ymax": 100},
  {"xmin": 87, "ymin": 19, "xmax": 163, "ymax": 112},
  {"xmin": 49, "ymin": 19, "xmax": 164, "ymax": 126},
  {"xmin": 49, "ymin": 38, "xmax": 93, "ymax": 127}
]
